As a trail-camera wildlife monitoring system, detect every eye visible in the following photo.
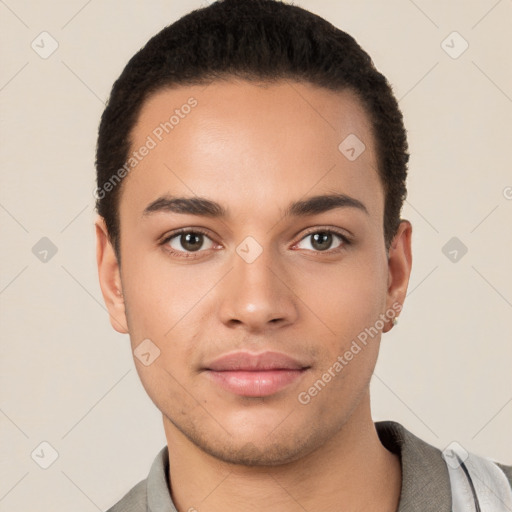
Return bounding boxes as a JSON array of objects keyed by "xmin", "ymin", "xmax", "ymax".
[
  {"xmin": 295, "ymin": 230, "xmax": 349, "ymax": 252},
  {"xmin": 162, "ymin": 230, "xmax": 216, "ymax": 255}
]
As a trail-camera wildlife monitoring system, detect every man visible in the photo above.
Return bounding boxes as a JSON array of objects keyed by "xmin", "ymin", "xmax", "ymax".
[{"xmin": 94, "ymin": 1, "xmax": 511, "ymax": 510}]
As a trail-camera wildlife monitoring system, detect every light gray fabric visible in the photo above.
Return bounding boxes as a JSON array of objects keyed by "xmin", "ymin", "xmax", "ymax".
[
  {"xmin": 105, "ymin": 421, "xmax": 512, "ymax": 512},
  {"xmin": 444, "ymin": 447, "xmax": 512, "ymax": 511}
]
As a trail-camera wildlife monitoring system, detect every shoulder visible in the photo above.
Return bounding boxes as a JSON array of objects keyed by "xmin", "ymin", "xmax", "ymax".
[
  {"xmin": 375, "ymin": 420, "xmax": 512, "ymax": 511},
  {"xmin": 376, "ymin": 420, "xmax": 512, "ymax": 481},
  {"xmin": 105, "ymin": 478, "xmax": 147, "ymax": 512},
  {"xmin": 104, "ymin": 445, "xmax": 172, "ymax": 512}
]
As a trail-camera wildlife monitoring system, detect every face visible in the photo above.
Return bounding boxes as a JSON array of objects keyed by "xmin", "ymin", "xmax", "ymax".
[{"xmin": 96, "ymin": 80, "xmax": 412, "ymax": 466}]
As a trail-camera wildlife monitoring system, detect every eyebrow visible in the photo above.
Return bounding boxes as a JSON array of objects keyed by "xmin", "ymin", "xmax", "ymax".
[{"xmin": 141, "ymin": 193, "xmax": 368, "ymax": 219}]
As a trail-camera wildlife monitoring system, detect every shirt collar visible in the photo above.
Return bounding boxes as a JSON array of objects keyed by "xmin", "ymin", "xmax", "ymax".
[
  {"xmin": 376, "ymin": 420, "xmax": 451, "ymax": 511},
  {"xmin": 146, "ymin": 445, "xmax": 177, "ymax": 512}
]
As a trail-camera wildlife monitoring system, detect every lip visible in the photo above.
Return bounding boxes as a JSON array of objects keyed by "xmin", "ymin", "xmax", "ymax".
[{"xmin": 203, "ymin": 351, "xmax": 310, "ymax": 397}]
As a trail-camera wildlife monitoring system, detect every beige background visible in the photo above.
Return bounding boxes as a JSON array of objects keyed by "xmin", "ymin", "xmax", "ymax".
[{"xmin": 1, "ymin": 0, "xmax": 511, "ymax": 510}]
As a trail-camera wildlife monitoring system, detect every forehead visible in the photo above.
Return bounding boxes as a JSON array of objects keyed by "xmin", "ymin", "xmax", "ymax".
[{"xmin": 120, "ymin": 80, "xmax": 383, "ymax": 226}]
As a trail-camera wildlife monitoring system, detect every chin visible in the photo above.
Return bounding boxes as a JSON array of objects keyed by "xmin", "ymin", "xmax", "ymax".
[
  {"xmin": 201, "ymin": 437, "xmax": 314, "ymax": 467},
  {"xmin": 178, "ymin": 416, "xmax": 327, "ymax": 467}
]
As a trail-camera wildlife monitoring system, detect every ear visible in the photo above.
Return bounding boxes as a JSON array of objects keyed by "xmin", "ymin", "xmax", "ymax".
[
  {"xmin": 95, "ymin": 215, "xmax": 129, "ymax": 334},
  {"xmin": 382, "ymin": 220, "xmax": 412, "ymax": 333}
]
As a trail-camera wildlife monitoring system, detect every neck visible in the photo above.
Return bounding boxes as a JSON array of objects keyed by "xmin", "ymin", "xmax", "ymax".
[{"xmin": 163, "ymin": 394, "xmax": 401, "ymax": 512}]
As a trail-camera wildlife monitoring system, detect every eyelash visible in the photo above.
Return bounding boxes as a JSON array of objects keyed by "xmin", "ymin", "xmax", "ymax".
[{"xmin": 159, "ymin": 227, "xmax": 352, "ymax": 259}]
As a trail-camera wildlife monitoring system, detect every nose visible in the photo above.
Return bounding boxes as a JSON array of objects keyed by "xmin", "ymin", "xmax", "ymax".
[{"xmin": 216, "ymin": 242, "xmax": 299, "ymax": 332}]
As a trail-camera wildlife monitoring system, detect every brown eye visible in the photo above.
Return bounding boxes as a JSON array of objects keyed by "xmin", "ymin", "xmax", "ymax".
[
  {"xmin": 296, "ymin": 230, "xmax": 347, "ymax": 252},
  {"xmin": 166, "ymin": 231, "xmax": 215, "ymax": 253},
  {"xmin": 180, "ymin": 232, "xmax": 203, "ymax": 251},
  {"xmin": 310, "ymin": 232, "xmax": 333, "ymax": 251}
]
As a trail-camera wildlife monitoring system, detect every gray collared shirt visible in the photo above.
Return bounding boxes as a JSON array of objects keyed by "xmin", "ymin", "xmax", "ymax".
[{"xmin": 106, "ymin": 420, "xmax": 512, "ymax": 512}]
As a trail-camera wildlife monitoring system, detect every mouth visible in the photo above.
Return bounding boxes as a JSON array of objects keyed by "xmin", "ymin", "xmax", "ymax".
[{"xmin": 203, "ymin": 351, "xmax": 311, "ymax": 397}]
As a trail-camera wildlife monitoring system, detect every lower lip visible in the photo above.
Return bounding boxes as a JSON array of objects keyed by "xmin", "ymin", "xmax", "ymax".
[{"xmin": 206, "ymin": 369, "xmax": 307, "ymax": 397}]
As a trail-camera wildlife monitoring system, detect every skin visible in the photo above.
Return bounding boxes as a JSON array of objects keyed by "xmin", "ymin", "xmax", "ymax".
[{"xmin": 96, "ymin": 80, "xmax": 412, "ymax": 511}]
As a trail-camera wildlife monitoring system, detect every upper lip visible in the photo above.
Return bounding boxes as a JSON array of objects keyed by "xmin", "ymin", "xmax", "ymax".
[{"xmin": 204, "ymin": 351, "xmax": 310, "ymax": 371}]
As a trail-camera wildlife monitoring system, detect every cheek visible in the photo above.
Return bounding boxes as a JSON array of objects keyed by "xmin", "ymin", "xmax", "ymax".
[
  {"xmin": 295, "ymin": 252, "xmax": 387, "ymax": 345},
  {"xmin": 121, "ymin": 250, "xmax": 215, "ymax": 395},
  {"xmin": 121, "ymin": 248, "xmax": 213, "ymax": 338},
  {"xmin": 133, "ymin": 354, "xmax": 205, "ymax": 428}
]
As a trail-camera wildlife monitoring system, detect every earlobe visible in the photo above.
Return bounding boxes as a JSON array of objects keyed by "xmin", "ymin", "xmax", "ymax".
[
  {"xmin": 95, "ymin": 216, "xmax": 129, "ymax": 334},
  {"xmin": 383, "ymin": 220, "xmax": 413, "ymax": 333}
]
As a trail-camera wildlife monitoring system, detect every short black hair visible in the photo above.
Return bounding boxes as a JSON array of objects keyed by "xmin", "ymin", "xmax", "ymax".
[{"xmin": 95, "ymin": 0, "xmax": 409, "ymax": 260}]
